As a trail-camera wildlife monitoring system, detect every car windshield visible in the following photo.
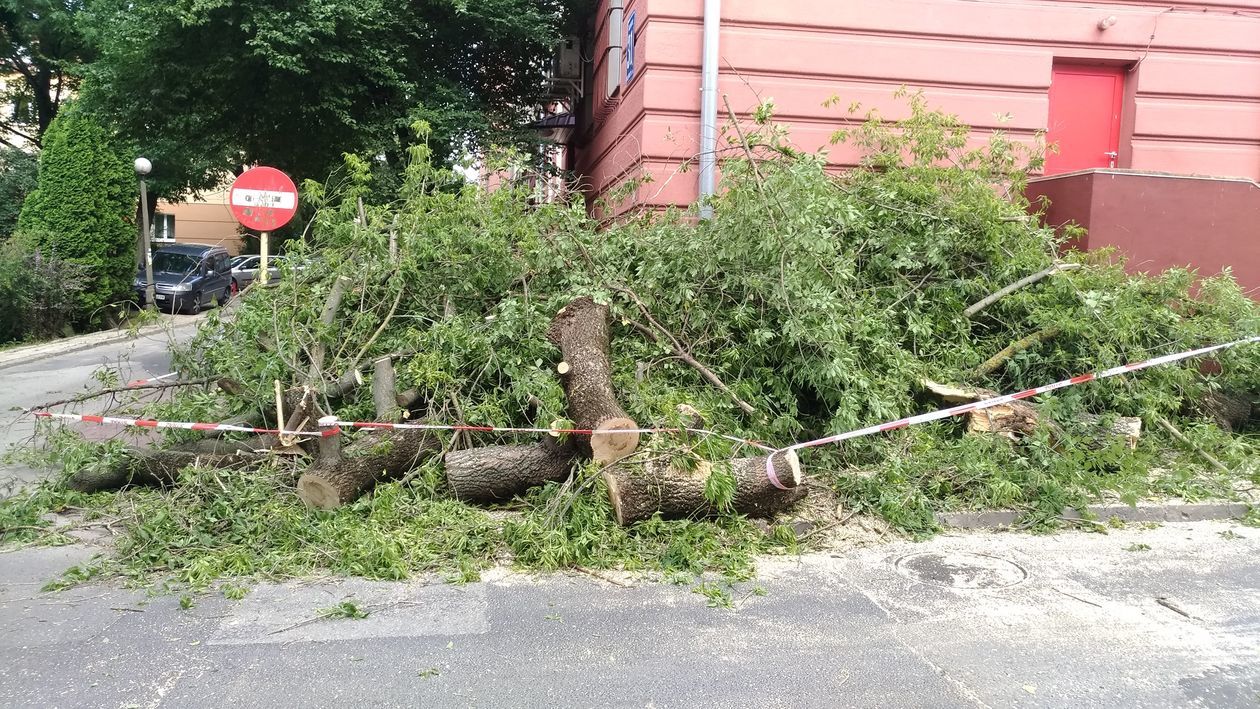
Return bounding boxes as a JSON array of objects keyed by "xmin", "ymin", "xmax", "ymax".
[
  {"xmin": 230, "ymin": 255, "xmax": 249, "ymax": 268},
  {"xmin": 152, "ymin": 252, "xmax": 199, "ymax": 274}
]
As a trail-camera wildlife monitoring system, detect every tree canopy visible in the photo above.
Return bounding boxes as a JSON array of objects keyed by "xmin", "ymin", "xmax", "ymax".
[
  {"xmin": 82, "ymin": 0, "xmax": 588, "ymax": 197},
  {"xmin": 0, "ymin": 0, "xmax": 91, "ymax": 148}
]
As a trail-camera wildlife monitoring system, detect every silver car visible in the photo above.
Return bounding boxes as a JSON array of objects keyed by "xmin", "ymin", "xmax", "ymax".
[{"xmin": 229, "ymin": 255, "xmax": 284, "ymax": 291}]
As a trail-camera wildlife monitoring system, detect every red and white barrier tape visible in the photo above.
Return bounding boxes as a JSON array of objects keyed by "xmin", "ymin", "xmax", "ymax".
[
  {"xmin": 127, "ymin": 372, "xmax": 178, "ymax": 388},
  {"xmin": 29, "ymin": 412, "xmax": 342, "ymax": 438},
  {"xmin": 27, "ymin": 411, "xmax": 774, "ymax": 453},
  {"xmin": 762, "ymin": 335, "xmax": 1260, "ymax": 490},
  {"xmin": 28, "ymin": 335, "xmax": 1260, "ymax": 490}
]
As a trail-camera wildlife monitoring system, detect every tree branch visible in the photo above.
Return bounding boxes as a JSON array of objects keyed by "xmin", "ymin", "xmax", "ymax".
[
  {"xmin": 26, "ymin": 378, "xmax": 218, "ymax": 412},
  {"xmin": 613, "ymin": 284, "xmax": 758, "ymax": 417},
  {"xmin": 964, "ymin": 263, "xmax": 1081, "ymax": 319}
]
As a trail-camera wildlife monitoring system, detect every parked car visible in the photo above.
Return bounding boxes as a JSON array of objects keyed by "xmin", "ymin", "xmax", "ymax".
[
  {"xmin": 230, "ymin": 254, "xmax": 286, "ymax": 291},
  {"xmin": 134, "ymin": 243, "xmax": 233, "ymax": 314}
]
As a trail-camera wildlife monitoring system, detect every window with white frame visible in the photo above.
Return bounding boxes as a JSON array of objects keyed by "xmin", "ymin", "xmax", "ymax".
[
  {"xmin": 606, "ymin": 0, "xmax": 624, "ymax": 98},
  {"xmin": 153, "ymin": 213, "xmax": 176, "ymax": 242}
]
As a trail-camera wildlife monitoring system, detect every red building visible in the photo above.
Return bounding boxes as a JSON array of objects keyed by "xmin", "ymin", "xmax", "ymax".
[{"xmin": 557, "ymin": 0, "xmax": 1260, "ymax": 292}]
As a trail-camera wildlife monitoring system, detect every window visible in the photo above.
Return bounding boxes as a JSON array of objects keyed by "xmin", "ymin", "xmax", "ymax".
[
  {"xmin": 153, "ymin": 213, "xmax": 176, "ymax": 242},
  {"xmin": 606, "ymin": 0, "xmax": 624, "ymax": 98}
]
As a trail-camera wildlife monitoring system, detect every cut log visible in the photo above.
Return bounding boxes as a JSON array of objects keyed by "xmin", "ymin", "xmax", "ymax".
[
  {"xmin": 445, "ymin": 438, "xmax": 579, "ymax": 503},
  {"xmin": 296, "ymin": 428, "xmax": 439, "ymax": 510},
  {"xmin": 602, "ymin": 451, "xmax": 805, "ymax": 526},
  {"xmin": 547, "ymin": 297, "xmax": 640, "ymax": 464},
  {"xmin": 67, "ymin": 447, "xmax": 252, "ymax": 493}
]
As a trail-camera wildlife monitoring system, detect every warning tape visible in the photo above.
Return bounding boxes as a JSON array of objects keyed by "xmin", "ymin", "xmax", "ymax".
[
  {"xmin": 762, "ymin": 335, "xmax": 1260, "ymax": 490},
  {"xmin": 28, "ymin": 335, "xmax": 1260, "ymax": 489},
  {"xmin": 28, "ymin": 412, "xmax": 342, "ymax": 439},
  {"xmin": 27, "ymin": 412, "xmax": 775, "ymax": 453}
]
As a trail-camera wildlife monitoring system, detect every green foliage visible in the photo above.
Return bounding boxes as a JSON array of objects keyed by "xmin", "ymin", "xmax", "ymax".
[
  {"xmin": 0, "ymin": 236, "xmax": 90, "ymax": 343},
  {"xmin": 17, "ymin": 109, "xmax": 135, "ymax": 326},
  {"xmin": 0, "ymin": 147, "xmax": 38, "ymax": 236},
  {"xmin": 81, "ymin": 0, "xmax": 591, "ymax": 197},
  {"xmin": 9, "ymin": 94, "xmax": 1260, "ymax": 593},
  {"xmin": 0, "ymin": 0, "xmax": 91, "ymax": 144}
]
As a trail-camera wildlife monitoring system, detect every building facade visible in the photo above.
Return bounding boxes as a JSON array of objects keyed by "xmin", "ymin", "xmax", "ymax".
[
  {"xmin": 154, "ymin": 185, "xmax": 245, "ymax": 256},
  {"xmin": 567, "ymin": 0, "xmax": 1260, "ymax": 290}
]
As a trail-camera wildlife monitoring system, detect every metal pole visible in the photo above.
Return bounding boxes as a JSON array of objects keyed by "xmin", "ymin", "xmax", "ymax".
[
  {"xmin": 139, "ymin": 178, "xmax": 156, "ymax": 310},
  {"xmin": 698, "ymin": 0, "xmax": 721, "ymax": 220},
  {"xmin": 259, "ymin": 231, "xmax": 270, "ymax": 285}
]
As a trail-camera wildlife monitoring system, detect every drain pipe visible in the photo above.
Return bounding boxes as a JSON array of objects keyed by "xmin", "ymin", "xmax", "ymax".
[{"xmin": 698, "ymin": 0, "xmax": 721, "ymax": 219}]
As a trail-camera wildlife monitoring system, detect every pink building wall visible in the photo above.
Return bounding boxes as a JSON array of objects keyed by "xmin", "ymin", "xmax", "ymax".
[{"xmin": 575, "ymin": 0, "xmax": 1260, "ymax": 213}]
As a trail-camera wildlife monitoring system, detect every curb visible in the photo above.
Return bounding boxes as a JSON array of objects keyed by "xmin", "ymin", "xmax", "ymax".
[
  {"xmin": 0, "ymin": 316, "xmax": 207, "ymax": 372},
  {"xmin": 938, "ymin": 502, "xmax": 1251, "ymax": 529}
]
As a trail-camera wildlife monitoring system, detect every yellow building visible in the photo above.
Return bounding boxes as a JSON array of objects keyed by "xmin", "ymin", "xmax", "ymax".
[{"xmin": 154, "ymin": 185, "xmax": 245, "ymax": 255}]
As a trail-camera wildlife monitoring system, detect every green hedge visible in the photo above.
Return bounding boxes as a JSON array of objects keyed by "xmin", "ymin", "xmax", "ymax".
[{"xmin": 18, "ymin": 110, "xmax": 135, "ymax": 326}]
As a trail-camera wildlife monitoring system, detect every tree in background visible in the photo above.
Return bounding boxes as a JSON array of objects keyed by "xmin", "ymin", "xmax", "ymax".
[
  {"xmin": 0, "ymin": 146, "xmax": 37, "ymax": 237},
  {"xmin": 17, "ymin": 109, "xmax": 134, "ymax": 327},
  {"xmin": 0, "ymin": 0, "xmax": 91, "ymax": 148},
  {"xmin": 82, "ymin": 0, "xmax": 591, "ymax": 199}
]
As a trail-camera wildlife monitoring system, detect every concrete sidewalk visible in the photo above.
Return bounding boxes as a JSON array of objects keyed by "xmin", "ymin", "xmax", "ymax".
[{"xmin": 1, "ymin": 520, "xmax": 1256, "ymax": 708}]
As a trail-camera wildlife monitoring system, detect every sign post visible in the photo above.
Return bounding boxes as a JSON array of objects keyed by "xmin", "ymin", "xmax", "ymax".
[{"xmin": 228, "ymin": 167, "xmax": 300, "ymax": 286}]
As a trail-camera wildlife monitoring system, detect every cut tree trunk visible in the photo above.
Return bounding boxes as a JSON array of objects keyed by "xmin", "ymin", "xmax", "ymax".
[
  {"xmin": 445, "ymin": 437, "xmax": 579, "ymax": 503},
  {"xmin": 67, "ymin": 448, "xmax": 252, "ymax": 493},
  {"xmin": 296, "ymin": 428, "xmax": 439, "ymax": 510},
  {"xmin": 602, "ymin": 451, "xmax": 805, "ymax": 526},
  {"xmin": 547, "ymin": 297, "xmax": 640, "ymax": 464}
]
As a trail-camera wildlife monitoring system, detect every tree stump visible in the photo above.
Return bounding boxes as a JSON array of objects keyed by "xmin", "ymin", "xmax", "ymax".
[
  {"xmin": 602, "ymin": 450, "xmax": 805, "ymax": 526},
  {"xmin": 547, "ymin": 297, "xmax": 640, "ymax": 464}
]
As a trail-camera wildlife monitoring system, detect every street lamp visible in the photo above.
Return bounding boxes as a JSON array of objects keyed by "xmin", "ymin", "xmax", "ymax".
[{"xmin": 135, "ymin": 157, "xmax": 156, "ymax": 311}]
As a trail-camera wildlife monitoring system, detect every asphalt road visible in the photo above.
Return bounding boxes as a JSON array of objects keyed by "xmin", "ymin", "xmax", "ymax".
[
  {"xmin": 0, "ymin": 317, "xmax": 201, "ymax": 491},
  {"xmin": 0, "ymin": 521, "xmax": 1257, "ymax": 708}
]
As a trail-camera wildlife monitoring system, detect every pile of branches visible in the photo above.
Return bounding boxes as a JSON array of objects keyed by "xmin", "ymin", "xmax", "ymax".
[{"xmin": 44, "ymin": 101, "xmax": 1260, "ymax": 527}]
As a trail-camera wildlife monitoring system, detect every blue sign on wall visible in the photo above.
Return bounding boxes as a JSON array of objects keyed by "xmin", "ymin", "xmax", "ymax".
[{"xmin": 625, "ymin": 10, "xmax": 636, "ymax": 84}]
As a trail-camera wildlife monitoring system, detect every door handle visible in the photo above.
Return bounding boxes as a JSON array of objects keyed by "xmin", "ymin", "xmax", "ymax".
[{"xmin": 1104, "ymin": 151, "xmax": 1118, "ymax": 168}]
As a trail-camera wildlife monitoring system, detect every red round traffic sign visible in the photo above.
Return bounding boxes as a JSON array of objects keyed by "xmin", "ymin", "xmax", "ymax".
[{"xmin": 229, "ymin": 166, "xmax": 299, "ymax": 231}]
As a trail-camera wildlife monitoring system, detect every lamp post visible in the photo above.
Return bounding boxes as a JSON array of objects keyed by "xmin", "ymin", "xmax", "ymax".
[{"xmin": 135, "ymin": 157, "xmax": 156, "ymax": 310}]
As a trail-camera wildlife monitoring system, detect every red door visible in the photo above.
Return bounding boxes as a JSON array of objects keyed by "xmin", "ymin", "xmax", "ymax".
[{"xmin": 1045, "ymin": 64, "xmax": 1125, "ymax": 175}]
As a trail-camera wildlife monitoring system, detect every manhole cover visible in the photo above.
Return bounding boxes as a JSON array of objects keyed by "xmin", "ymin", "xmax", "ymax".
[{"xmin": 894, "ymin": 551, "xmax": 1027, "ymax": 589}]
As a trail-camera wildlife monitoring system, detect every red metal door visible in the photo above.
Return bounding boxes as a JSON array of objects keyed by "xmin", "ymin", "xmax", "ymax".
[{"xmin": 1045, "ymin": 64, "xmax": 1125, "ymax": 175}]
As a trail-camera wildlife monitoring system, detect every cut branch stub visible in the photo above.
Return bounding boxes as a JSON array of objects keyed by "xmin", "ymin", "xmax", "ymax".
[
  {"xmin": 602, "ymin": 451, "xmax": 805, "ymax": 526},
  {"xmin": 547, "ymin": 297, "xmax": 640, "ymax": 464}
]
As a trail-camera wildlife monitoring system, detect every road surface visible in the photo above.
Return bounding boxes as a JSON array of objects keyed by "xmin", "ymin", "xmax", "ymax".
[
  {"xmin": 0, "ymin": 520, "xmax": 1257, "ymax": 707},
  {"xmin": 0, "ymin": 317, "xmax": 202, "ymax": 491}
]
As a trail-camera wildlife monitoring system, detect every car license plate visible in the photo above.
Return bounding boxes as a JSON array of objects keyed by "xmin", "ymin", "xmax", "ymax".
[{"xmin": 155, "ymin": 294, "xmax": 167, "ymax": 301}]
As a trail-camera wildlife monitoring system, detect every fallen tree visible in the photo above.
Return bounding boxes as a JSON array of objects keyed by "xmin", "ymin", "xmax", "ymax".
[{"xmin": 27, "ymin": 95, "xmax": 1260, "ymax": 555}]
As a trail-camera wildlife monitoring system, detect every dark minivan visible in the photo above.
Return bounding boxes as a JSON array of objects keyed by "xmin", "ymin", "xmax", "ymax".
[{"xmin": 135, "ymin": 243, "xmax": 233, "ymax": 314}]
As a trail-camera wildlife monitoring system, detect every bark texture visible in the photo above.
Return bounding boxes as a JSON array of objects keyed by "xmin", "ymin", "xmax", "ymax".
[
  {"xmin": 445, "ymin": 437, "xmax": 579, "ymax": 503},
  {"xmin": 67, "ymin": 448, "xmax": 252, "ymax": 493},
  {"xmin": 296, "ymin": 428, "xmax": 439, "ymax": 510},
  {"xmin": 547, "ymin": 297, "xmax": 640, "ymax": 464},
  {"xmin": 602, "ymin": 451, "xmax": 805, "ymax": 526}
]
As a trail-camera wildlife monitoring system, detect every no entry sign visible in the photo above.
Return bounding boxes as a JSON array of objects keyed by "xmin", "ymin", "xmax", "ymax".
[{"xmin": 229, "ymin": 167, "xmax": 299, "ymax": 231}]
